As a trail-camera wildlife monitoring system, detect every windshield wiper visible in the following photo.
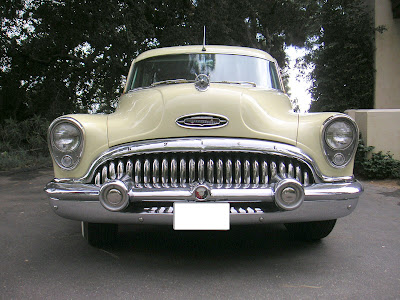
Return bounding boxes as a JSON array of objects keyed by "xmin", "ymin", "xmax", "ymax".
[
  {"xmin": 212, "ymin": 80, "xmax": 257, "ymax": 87},
  {"xmin": 150, "ymin": 79, "xmax": 194, "ymax": 87}
]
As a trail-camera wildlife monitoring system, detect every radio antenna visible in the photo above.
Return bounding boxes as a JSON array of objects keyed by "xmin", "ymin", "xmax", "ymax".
[{"xmin": 202, "ymin": 26, "xmax": 206, "ymax": 51}]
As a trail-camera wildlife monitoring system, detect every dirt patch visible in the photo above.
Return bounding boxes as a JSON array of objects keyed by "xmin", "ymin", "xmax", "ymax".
[
  {"xmin": 366, "ymin": 179, "xmax": 400, "ymax": 189},
  {"xmin": 0, "ymin": 167, "xmax": 53, "ymax": 182}
]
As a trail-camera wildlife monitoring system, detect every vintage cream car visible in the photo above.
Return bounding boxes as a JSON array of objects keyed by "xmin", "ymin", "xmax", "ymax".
[{"xmin": 45, "ymin": 45, "xmax": 363, "ymax": 247}]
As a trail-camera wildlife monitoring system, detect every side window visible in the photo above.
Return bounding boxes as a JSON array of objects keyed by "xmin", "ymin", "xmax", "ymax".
[{"xmin": 269, "ymin": 63, "xmax": 282, "ymax": 91}]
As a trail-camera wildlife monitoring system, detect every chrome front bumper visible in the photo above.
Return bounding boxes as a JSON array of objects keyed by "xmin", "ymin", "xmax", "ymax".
[{"xmin": 45, "ymin": 180, "xmax": 363, "ymax": 225}]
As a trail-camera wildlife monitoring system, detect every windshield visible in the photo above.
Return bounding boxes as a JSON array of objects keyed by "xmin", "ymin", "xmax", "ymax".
[{"xmin": 129, "ymin": 53, "xmax": 282, "ymax": 91}]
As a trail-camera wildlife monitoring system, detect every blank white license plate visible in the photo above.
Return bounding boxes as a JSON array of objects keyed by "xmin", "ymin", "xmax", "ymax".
[{"xmin": 173, "ymin": 202, "xmax": 230, "ymax": 230}]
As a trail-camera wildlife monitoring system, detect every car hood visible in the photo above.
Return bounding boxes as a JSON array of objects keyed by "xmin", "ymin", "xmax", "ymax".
[{"xmin": 107, "ymin": 84, "xmax": 298, "ymax": 147}]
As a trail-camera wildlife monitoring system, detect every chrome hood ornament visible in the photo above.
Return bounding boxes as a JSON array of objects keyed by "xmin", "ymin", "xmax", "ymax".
[
  {"xmin": 194, "ymin": 74, "xmax": 210, "ymax": 91},
  {"xmin": 176, "ymin": 113, "xmax": 229, "ymax": 129}
]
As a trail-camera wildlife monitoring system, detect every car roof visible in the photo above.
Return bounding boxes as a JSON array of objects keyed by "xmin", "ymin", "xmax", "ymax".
[{"xmin": 134, "ymin": 45, "xmax": 276, "ymax": 63}]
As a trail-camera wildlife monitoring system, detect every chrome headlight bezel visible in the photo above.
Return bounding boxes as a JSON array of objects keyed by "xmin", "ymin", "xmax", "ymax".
[
  {"xmin": 321, "ymin": 115, "xmax": 359, "ymax": 168},
  {"xmin": 48, "ymin": 117, "xmax": 84, "ymax": 170}
]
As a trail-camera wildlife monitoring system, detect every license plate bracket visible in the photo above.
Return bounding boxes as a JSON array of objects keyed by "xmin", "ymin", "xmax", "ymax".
[{"xmin": 173, "ymin": 202, "xmax": 230, "ymax": 230}]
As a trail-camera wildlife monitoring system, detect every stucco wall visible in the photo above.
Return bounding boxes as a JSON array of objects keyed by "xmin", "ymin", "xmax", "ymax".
[
  {"xmin": 346, "ymin": 109, "xmax": 400, "ymax": 159},
  {"xmin": 375, "ymin": 0, "xmax": 400, "ymax": 108}
]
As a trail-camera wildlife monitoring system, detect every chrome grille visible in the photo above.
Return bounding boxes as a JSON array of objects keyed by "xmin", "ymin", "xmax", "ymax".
[
  {"xmin": 137, "ymin": 205, "xmax": 266, "ymax": 214},
  {"xmin": 92, "ymin": 152, "xmax": 313, "ymax": 188}
]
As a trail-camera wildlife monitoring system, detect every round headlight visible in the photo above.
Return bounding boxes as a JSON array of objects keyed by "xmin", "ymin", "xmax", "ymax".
[
  {"xmin": 48, "ymin": 117, "xmax": 84, "ymax": 170},
  {"xmin": 324, "ymin": 120, "xmax": 354, "ymax": 150},
  {"xmin": 322, "ymin": 115, "xmax": 359, "ymax": 169},
  {"xmin": 52, "ymin": 122, "xmax": 81, "ymax": 152}
]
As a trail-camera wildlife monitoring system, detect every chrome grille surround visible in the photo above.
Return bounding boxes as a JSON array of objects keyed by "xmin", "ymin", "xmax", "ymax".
[
  {"xmin": 93, "ymin": 152, "xmax": 313, "ymax": 188},
  {"xmin": 57, "ymin": 138, "xmax": 354, "ymax": 185}
]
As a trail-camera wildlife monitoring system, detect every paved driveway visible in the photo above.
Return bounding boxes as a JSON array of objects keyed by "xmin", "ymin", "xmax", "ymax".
[{"xmin": 1, "ymin": 168, "xmax": 399, "ymax": 299}]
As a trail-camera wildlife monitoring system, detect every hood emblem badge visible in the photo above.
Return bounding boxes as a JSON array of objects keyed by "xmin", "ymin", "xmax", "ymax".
[
  {"xmin": 194, "ymin": 74, "xmax": 210, "ymax": 91},
  {"xmin": 176, "ymin": 113, "xmax": 229, "ymax": 129}
]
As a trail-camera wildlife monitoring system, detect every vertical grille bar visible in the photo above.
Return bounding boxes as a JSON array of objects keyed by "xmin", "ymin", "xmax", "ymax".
[
  {"xmin": 171, "ymin": 158, "xmax": 178, "ymax": 187},
  {"xmin": 279, "ymin": 162, "xmax": 286, "ymax": 179},
  {"xmin": 244, "ymin": 160, "xmax": 251, "ymax": 187},
  {"xmin": 102, "ymin": 166, "xmax": 108, "ymax": 184},
  {"xmin": 135, "ymin": 159, "xmax": 142, "ymax": 187},
  {"xmin": 126, "ymin": 159, "xmax": 133, "ymax": 178},
  {"xmin": 144, "ymin": 159, "xmax": 151, "ymax": 186},
  {"xmin": 117, "ymin": 160, "xmax": 124, "ymax": 179},
  {"xmin": 288, "ymin": 163, "xmax": 294, "ymax": 178},
  {"xmin": 162, "ymin": 158, "xmax": 168, "ymax": 187},
  {"xmin": 252, "ymin": 160, "xmax": 259, "ymax": 186},
  {"xmin": 295, "ymin": 166, "xmax": 302, "ymax": 183},
  {"xmin": 109, "ymin": 162, "xmax": 116, "ymax": 180},
  {"xmin": 261, "ymin": 161, "xmax": 268, "ymax": 186},
  {"xmin": 153, "ymin": 159, "xmax": 160, "ymax": 187},
  {"xmin": 270, "ymin": 161, "xmax": 277, "ymax": 179},
  {"xmin": 207, "ymin": 159, "xmax": 214, "ymax": 184},
  {"xmin": 188, "ymin": 159, "xmax": 196, "ymax": 184},
  {"xmin": 198, "ymin": 158, "xmax": 205, "ymax": 184},
  {"xmin": 95, "ymin": 172, "xmax": 101, "ymax": 186},
  {"xmin": 235, "ymin": 159, "xmax": 241, "ymax": 186},
  {"xmin": 216, "ymin": 159, "xmax": 223, "ymax": 187},
  {"xmin": 226, "ymin": 159, "xmax": 233, "ymax": 186},
  {"xmin": 180, "ymin": 158, "xmax": 187, "ymax": 187},
  {"xmin": 304, "ymin": 171, "xmax": 310, "ymax": 186}
]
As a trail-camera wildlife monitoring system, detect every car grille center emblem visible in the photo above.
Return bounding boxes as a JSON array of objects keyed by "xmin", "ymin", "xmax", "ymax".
[
  {"xmin": 193, "ymin": 185, "xmax": 211, "ymax": 201},
  {"xmin": 194, "ymin": 74, "xmax": 210, "ymax": 91},
  {"xmin": 176, "ymin": 114, "xmax": 229, "ymax": 129}
]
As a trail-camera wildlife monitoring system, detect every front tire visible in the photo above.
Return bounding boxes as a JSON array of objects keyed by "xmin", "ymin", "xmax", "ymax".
[
  {"xmin": 81, "ymin": 222, "xmax": 118, "ymax": 247},
  {"xmin": 284, "ymin": 219, "xmax": 337, "ymax": 241}
]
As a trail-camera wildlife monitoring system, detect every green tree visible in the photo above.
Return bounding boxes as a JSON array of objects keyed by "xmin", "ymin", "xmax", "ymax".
[
  {"xmin": 1, "ymin": 0, "xmax": 375, "ymax": 124},
  {"xmin": 1, "ymin": 0, "xmax": 156, "ymax": 121},
  {"xmin": 306, "ymin": 0, "xmax": 375, "ymax": 112}
]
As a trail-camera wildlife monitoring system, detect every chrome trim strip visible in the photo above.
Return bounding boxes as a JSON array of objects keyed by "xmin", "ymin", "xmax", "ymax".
[
  {"xmin": 48, "ymin": 197, "xmax": 358, "ymax": 225},
  {"xmin": 45, "ymin": 180, "xmax": 363, "ymax": 203},
  {"xmin": 62, "ymin": 138, "xmax": 354, "ymax": 184}
]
